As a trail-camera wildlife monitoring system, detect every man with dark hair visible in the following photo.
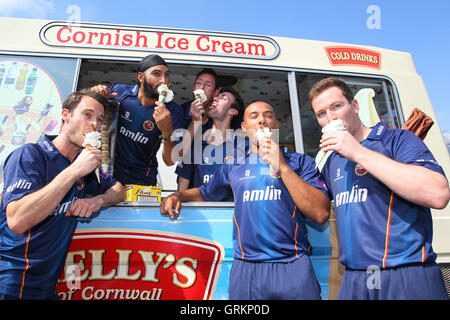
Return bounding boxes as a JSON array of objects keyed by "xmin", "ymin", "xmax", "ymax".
[
  {"xmin": 163, "ymin": 101, "xmax": 330, "ymax": 299},
  {"xmin": 176, "ymin": 87, "xmax": 244, "ymax": 194},
  {"xmin": 309, "ymin": 76, "xmax": 450, "ymax": 299},
  {"xmin": 180, "ymin": 68, "xmax": 218, "ymax": 128},
  {"xmin": 0, "ymin": 89, "xmax": 125, "ymax": 299},
  {"xmin": 92, "ymin": 54, "xmax": 184, "ymax": 186}
]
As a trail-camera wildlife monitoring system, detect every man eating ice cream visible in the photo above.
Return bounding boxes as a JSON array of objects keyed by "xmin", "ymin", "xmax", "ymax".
[
  {"xmin": 0, "ymin": 89, "xmax": 124, "ymax": 300},
  {"xmin": 91, "ymin": 54, "xmax": 184, "ymax": 186},
  {"xmin": 162, "ymin": 101, "xmax": 330, "ymax": 300},
  {"xmin": 309, "ymin": 77, "xmax": 449, "ymax": 300}
]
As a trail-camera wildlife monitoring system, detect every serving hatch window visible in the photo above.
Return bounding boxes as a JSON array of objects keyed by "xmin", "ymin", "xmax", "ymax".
[
  {"xmin": 77, "ymin": 60, "xmax": 295, "ymax": 193},
  {"xmin": 295, "ymin": 73, "xmax": 401, "ymax": 158}
]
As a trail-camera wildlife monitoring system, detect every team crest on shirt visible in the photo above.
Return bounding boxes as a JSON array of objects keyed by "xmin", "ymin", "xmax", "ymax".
[
  {"xmin": 354, "ymin": 164, "xmax": 368, "ymax": 176},
  {"xmin": 76, "ymin": 178, "xmax": 84, "ymax": 190},
  {"xmin": 269, "ymin": 167, "xmax": 281, "ymax": 179},
  {"xmin": 143, "ymin": 120, "xmax": 154, "ymax": 131}
]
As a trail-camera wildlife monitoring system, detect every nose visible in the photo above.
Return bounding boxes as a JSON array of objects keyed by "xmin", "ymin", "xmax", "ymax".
[
  {"xmin": 257, "ymin": 113, "xmax": 267, "ymax": 126},
  {"xmin": 325, "ymin": 110, "xmax": 338, "ymax": 124}
]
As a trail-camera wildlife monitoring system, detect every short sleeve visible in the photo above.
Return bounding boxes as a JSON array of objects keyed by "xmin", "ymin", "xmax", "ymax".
[
  {"xmin": 2, "ymin": 145, "xmax": 46, "ymax": 206},
  {"xmin": 85, "ymin": 168, "xmax": 118, "ymax": 196},
  {"xmin": 391, "ymin": 130, "xmax": 445, "ymax": 176},
  {"xmin": 175, "ymin": 160, "xmax": 194, "ymax": 181},
  {"xmin": 199, "ymin": 162, "xmax": 233, "ymax": 201},
  {"xmin": 294, "ymin": 152, "xmax": 329, "ymax": 198}
]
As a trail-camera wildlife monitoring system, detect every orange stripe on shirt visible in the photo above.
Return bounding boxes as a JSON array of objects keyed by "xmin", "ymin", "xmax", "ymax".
[
  {"xmin": 382, "ymin": 192, "xmax": 394, "ymax": 269},
  {"xmin": 294, "ymin": 223, "xmax": 299, "ymax": 259},
  {"xmin": 233, "ymin": 212, "xmax": 244, "ymax": 259},
  {"xmin": 19, "ymin": 230, "xmax": 31, "ymax": 299},
  {"xmin": 421, "ymin": 246, "xmax": 426, "ymax": 263}
]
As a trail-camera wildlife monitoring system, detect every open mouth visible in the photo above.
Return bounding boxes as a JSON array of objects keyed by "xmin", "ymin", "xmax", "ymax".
[{"xmin": 207, "ymin": 103, "xmax": 217, "ymax": 112}]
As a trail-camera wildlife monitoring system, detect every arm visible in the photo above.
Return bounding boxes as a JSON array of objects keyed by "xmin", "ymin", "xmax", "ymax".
[
  {"xmin": 6, "ymin": 147, "xmax": 102, "ymax": 234},
  {"xmin": 173, "ymin": 100, "xmax": 207, "ymax": 161},
  {"xmin": 65, "ymin": 181, "xmax": 125, "ymax": 218},
  {"xmin": 160, "ymin": 188, "xmax": 205, "ymax": 219},
  {"xmin": 321, "ymin": 131, "xmax": 450, "ymax": 209},
  {"xmin": 153, "ymin": 101, "xmax": 178, "ymax": 166},
  {"xmin": 259, "ymin": 138, "xmax": 330, "ymax": 224},
  {"xmin": 90, "ymin": 84, "xmax": 118, "ymax": 99},
  {"xmin": 177, "ymin": 176, "xmax": 191, "ymax": 191},
  {"xmin": 279, "ymin": 163, "xmax": 330, "ymax": 224}
]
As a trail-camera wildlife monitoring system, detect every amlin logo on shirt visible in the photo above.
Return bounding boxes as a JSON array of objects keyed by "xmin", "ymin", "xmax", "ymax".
[
  {"xmin": 5, "ymin": 179, "xmax": 32, "ymax": 194},
  {"xmin": 242, "ymin": 185, "xmax": 282, "ymax": 202},
  {"xmin": 335, "ymin": 185, "xmax": 368, "ymax": 207}
]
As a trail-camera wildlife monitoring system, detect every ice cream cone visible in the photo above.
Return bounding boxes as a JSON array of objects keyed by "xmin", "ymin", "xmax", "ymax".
[
  {"xmin": 157, "ymin": 84, "xmax": 174, "ymax": 103},
  {"xmin": 83, "ymin": 124, "xmax": 102, "ymax": 183},
  {"xmin": 193, "ymin": 89, "xmax": 207, "ymax": 103},
  {"xmin": 256, "ymin": 127, "xmax": 274, "ymax": 171},
  {"xmin": 315, "ymin": 119, "xmax": 346, "ymax": 170}
]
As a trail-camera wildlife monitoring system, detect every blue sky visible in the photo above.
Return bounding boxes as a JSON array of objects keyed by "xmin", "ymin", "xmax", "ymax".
[{"xmin": 1, "ymin": 0, "xmax": 449, "ymax": 135}]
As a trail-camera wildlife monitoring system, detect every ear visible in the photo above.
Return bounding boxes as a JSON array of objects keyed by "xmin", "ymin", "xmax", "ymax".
[
  {"xmin": 229, "ymin": 108, "xmax": 238, "ymax": 117},
  {"xmin": 351, "ymin": 99, "xmax": 360, "ymax": 114},
  {"xmin": 61, "ymin": 108, "xmax": 70, "ymax": 123},
  {"xmin": 241, "ymin": 121, "xmax": 247, "ymax": 132},
  {"xmin": 137, "ymin": 72, "xmax": 144, "ymax": 86}
]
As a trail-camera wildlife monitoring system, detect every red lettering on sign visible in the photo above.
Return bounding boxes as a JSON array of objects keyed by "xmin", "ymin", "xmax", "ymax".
[
  {"xmin": 56, "ymin": 230, "xmax": 224, "ymax": 300},
  {"xmin": 325, "ymin": 46, "xmax": 381, "ymax": 69}
]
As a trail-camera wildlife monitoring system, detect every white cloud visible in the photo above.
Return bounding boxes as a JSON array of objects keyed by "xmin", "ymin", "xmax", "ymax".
[{"xmin": 0, "ymin": 0, "xmax": 55, "ymax": 19}]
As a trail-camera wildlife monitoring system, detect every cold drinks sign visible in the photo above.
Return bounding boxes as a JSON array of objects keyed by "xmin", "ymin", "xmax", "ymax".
[{"xmin": 40, "ymin": 22, "xmax": 280, "ymax": 60}]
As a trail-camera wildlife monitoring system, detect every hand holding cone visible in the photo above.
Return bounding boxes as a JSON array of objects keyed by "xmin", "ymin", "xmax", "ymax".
[
  {"xmin": 157, "ymin": 84, "xmax": 174, "ymax": 103},
  {"xmin": 83, "ymin": 123, "xmax": 102, "ymax": 183}
]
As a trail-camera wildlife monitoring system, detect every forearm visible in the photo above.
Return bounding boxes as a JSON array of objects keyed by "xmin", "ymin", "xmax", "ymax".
[
  {"xmin": 160, "ymin": 187, "xmax": 205, "ymax": 218},
  {"xmin": 279, "ymin": 164, "xmax": 330, "ymax": 224},
  {"xmin": 177, "ymin": 187, "xmax": 205, "ymax": 202},
  {"xmin": 177, "ymin": 176, "xmax": 190, "ymax": 191},
  {"xmin": 94, "ymin": 182, "xmax": 125, "ymax": 208},
  {"xmin": 162, "ymin": 140, "xmax": 177, "ymax": 165},
  {"xmin": 353, "ymin": 147, "xmax": 450, "ymax": 209},
  {"xmin": 6, "ymin": 166, "xmax": 79, "ymax": 234}
]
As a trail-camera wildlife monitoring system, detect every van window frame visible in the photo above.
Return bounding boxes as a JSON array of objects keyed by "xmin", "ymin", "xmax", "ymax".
[{"xmin": 0, "ymin": 52, "xmax": 404, "ymax": 205}]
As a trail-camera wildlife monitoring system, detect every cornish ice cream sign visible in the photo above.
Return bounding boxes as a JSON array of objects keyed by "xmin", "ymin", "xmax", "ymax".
[
  {"xmin": 40, "ymin": 21, "xmax": 280, "ymax": 60},
  {"xmin": 57, "ymin": 229, "xmax": 224, "ymax": 300}
]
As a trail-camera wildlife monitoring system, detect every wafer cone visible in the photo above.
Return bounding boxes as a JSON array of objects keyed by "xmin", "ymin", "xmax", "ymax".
[{"xmin": 84, "ymin": 123, "xmax": 101, "ymax": 183}]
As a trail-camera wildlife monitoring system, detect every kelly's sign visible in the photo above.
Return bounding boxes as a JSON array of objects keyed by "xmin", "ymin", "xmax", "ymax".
[
  {"xmin": 57, "ymin": 229, "xmax": 224, "ymax": 300},
  {"xmin": 40, "ymin": 22, "xmax": 280, "ymax": 60},
  {"xmin": 325, "ymin": 46, "xmax": 381, "ymax": 69}
]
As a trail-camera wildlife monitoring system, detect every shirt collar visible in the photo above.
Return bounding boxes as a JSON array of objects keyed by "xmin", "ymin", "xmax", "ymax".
[
  {"xmin": 38, "ymin": 135, "xmax": 62, "ymax": 160},
  {"xmin": 366, "ymin": 122, "xmax": 387, "ymax": 141}
]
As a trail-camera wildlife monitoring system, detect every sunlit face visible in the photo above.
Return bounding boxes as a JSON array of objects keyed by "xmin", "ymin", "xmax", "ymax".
[
  {"xmin": 62, "ymin": 95, "xmax": 105, "ymax": 148},
  {"xmin": 207, "ymin": 91, "xmax": 236, "ymax": 120},
  {"xmin": 241, "ymin": 102, "xmax": 278, "ymax": 146},
  {"xmin": 139, "ymin": 65, "xmax": 170, "ymax": 99},
  {"xmin": 311, "ymin": 86, "xmax": 360, "ymax": 133},
  {"xmin": 193, "ymin": 73, "xmax": 216, "ymax": 104}
]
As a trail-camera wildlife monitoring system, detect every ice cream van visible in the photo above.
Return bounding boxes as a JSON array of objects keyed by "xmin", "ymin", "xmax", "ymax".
[{"xmin": 0, "ymin": 17, "xmax": 449, "ymax": 300}]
